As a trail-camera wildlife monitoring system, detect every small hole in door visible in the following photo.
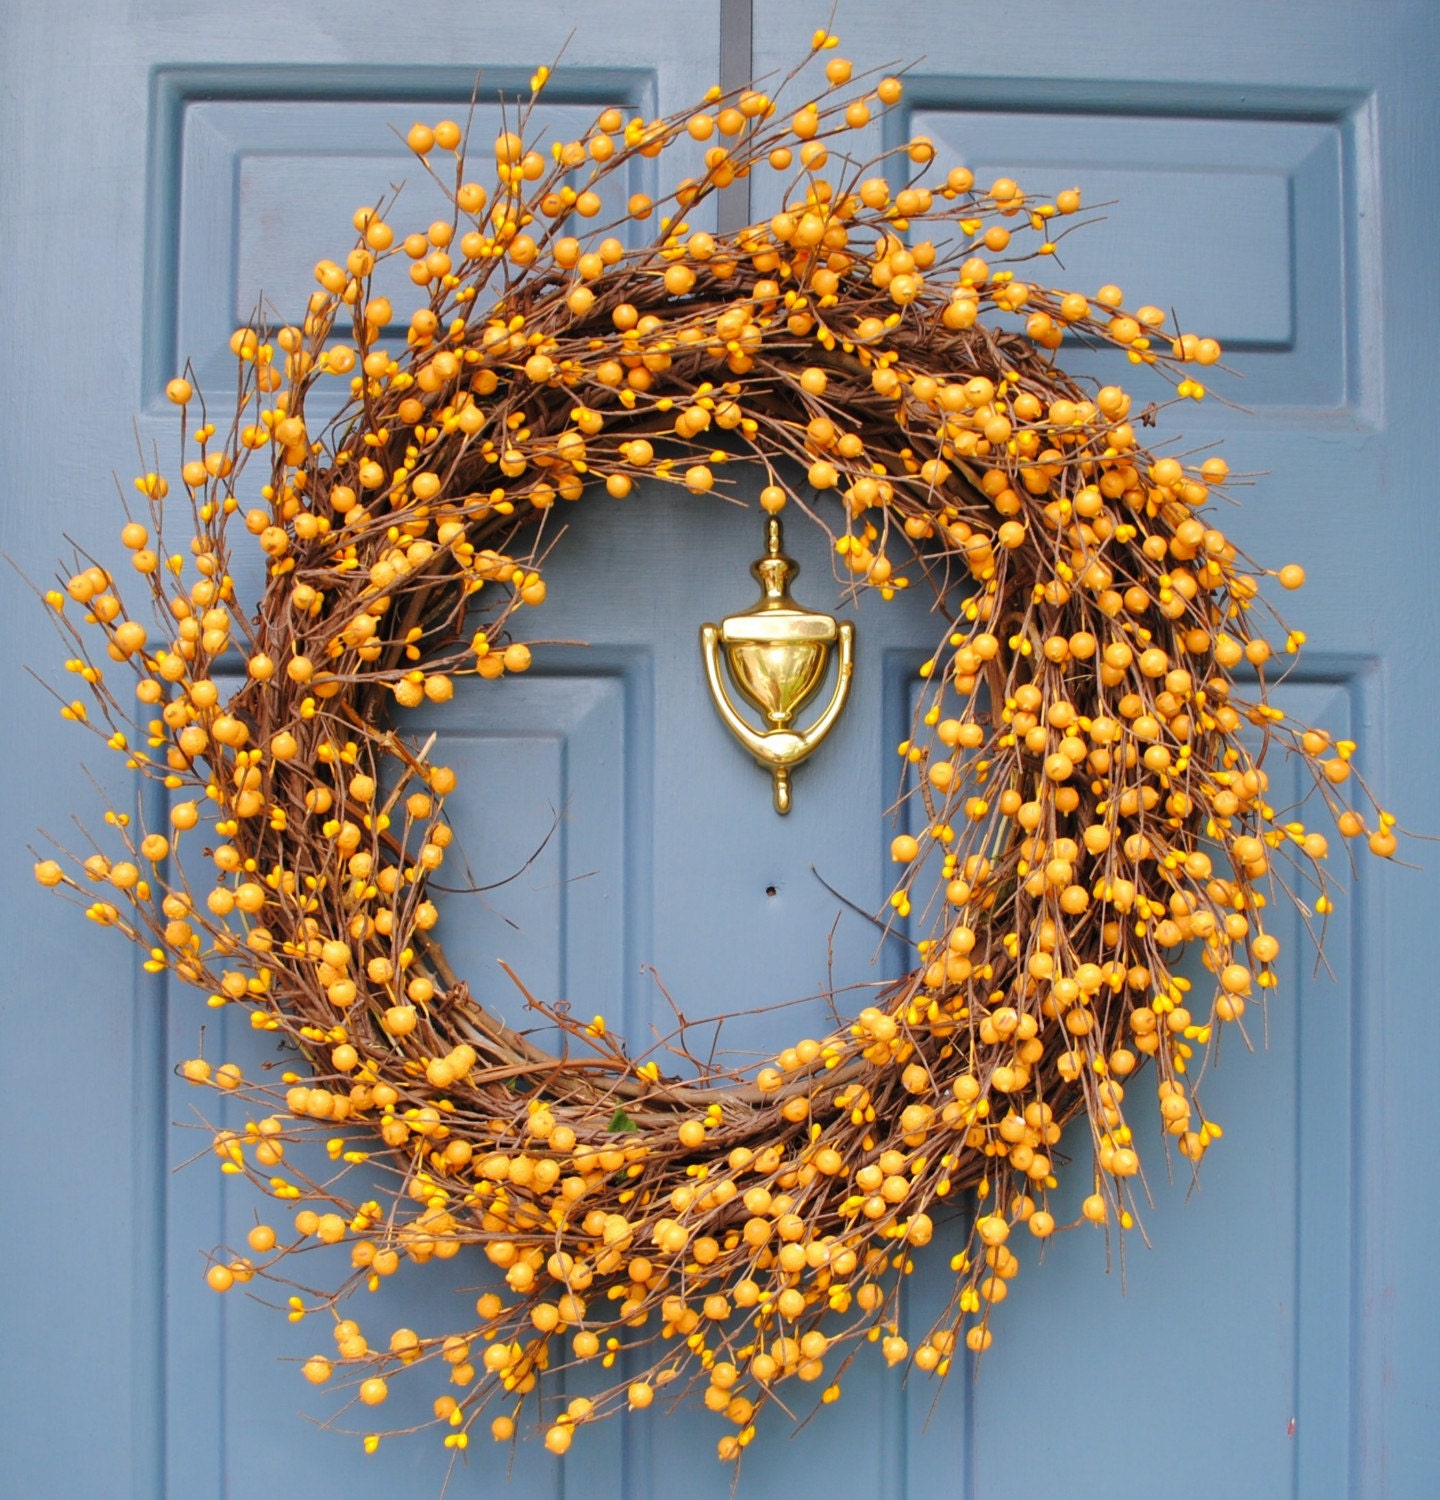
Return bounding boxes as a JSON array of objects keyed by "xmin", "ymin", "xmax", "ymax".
[{"xmin": 765, "ymin": 885, "xmax": 777, "ymax": 898}]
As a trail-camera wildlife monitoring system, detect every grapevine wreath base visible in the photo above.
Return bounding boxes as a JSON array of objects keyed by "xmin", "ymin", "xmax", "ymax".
[{"xmin": 38, "ymin": 36, "xmax": 1396, "ymax": 1470}]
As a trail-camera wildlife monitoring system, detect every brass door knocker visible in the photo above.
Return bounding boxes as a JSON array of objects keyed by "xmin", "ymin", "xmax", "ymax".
[{"xmin": 700, "ymin": 516, "xmax": 855, "ymax": 814}]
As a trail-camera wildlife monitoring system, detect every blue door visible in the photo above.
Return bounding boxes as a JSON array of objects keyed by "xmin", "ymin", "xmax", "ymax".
[{"xmin": 2, "ymin": 3, "xmax": 1437, "ymax": 1496}]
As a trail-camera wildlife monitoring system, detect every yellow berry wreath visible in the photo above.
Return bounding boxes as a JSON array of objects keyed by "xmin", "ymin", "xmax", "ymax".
[{"xmin": 36, "ymin": 36, "xmax": 1396, "ymax": 1470}]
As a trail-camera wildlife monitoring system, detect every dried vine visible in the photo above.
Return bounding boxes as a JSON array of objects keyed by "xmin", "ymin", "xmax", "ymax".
[{"xmin": 36, "ymin": 34, "xmax": 1396, "ymax": 1472}]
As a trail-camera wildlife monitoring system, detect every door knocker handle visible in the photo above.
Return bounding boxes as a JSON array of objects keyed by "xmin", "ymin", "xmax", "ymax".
[{"xmin": 700, "ymin": 516, "xmax": 855, "ymax": 814}]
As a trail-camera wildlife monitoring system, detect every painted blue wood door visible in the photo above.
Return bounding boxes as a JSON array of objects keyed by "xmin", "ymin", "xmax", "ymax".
[{"xmin": 3, "ymin": 3, "xmax": 1438, "ymax": 1496}]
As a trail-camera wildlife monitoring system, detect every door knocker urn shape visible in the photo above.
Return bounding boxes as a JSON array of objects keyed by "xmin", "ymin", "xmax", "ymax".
[{"xmin": 701, "ymin": 515, "xmax": 855, "ymax": 813}]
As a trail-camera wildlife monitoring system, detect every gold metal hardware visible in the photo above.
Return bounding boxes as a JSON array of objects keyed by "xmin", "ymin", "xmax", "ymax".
[{"xmin": 700, "ymin": 515, "xmax": 855, "ymax": 814}]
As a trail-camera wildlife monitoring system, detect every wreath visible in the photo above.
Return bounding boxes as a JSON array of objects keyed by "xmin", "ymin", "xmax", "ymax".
[{"xmin": 36, "ymin": 34, "xmax": 1396, "ymax": 1470}]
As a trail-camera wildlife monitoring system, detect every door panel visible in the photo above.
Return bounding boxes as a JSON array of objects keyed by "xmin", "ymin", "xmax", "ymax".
[
  {"xmin": 3, "ymin": 3, "xmax": 1437, "ymax": 1497},
  {"xmin": 0, "ymin": 5, "xmax": 722, "ymax": 1497},
  {"xmin": 169, "ymin": 94, "xmax": 644, "ymax": 402},
  {"xmin": 749, "ymin": 5, "xmax": 1424, "ymax": 1496},
  {"xmin": 899, "ymin": 108, "xmax": 1351, "ymax": 413}
]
